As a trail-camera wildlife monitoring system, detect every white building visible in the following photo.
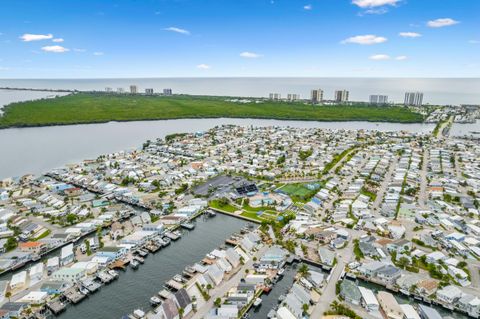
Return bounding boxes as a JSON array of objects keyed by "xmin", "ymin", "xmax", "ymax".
[
  {"xmin": 335, "ymin": 90, "xmax": 349, "ymax": 102},
  {"xmin": 310, "ymin": 89, "xmax": 324, "ymax": 103},
  {"xmin": 404, "ymin": 92, "xmax": 423, "ymax": 106}
]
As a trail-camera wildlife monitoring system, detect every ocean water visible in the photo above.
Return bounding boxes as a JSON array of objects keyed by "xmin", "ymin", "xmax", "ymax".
[{"xmin": 1, "ymin": 77, "xmax": 479, "ymax": 105}]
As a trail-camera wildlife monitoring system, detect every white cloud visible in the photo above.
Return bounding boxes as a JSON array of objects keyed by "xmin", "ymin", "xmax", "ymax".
[
  {"xmin": 303, "ymin": 4, "xmax": 312, "ymax": 10},
  {"xmin": 41, "ymin": 45, "xmax": 69, "ymax": 53},
  {"xmin": 74, "ymin": 48, "xmax": 86, "ymax": 52},
  {"xmin": 0, "ymin": 66, "xmax": 9, "ymax": 71},
  {"xmin": 427, "ymin": 18, "xmax": 459, "ymax": 28},
  {"xmin": 352, "ymin": 0, "xmax": 400, "ymax": 8},
  {"xmin": 395, "ymin": 55, "xmax": 408, "ymax": 60},
  {"xmin": 369, "ymin": 54, "xmax": 390, "ymax": 60},
  {"xmin": 52, "ymin": 38, "xmax": 64, "ymax": 43},
  {"xmin": 197, "ymin": 64, "xmax": 211, "ymax": 70},
  {"xmin": 469, "ymin": 40, "xmax": 479, "ymax": 44},
  {"xmin": 362, "ymin": 8, "xmax": 388, "ymax": 15},
  {"xmin": 342, "ymin": 34, "xmax": 387, "ymax": 45},
  {"xmin": 93, "ymin": 52, "xmax": 104, "ymax": 56},
  {"xmin": 20, "ymin": 33, "xmax": 53, "ymax": 42},
  {"xmin": 164, "ymin": 27, "xmax": 190, "ymax": 35},
  {"xmin": 399, "ymin": 32, "xmax": 421, "ymax": 38},
  {"xmin": 240, "ymin": 51, "xmax": 263, "ymax": 58}
]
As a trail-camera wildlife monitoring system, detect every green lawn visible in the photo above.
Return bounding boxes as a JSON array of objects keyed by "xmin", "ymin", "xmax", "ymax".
[
  {"xmin": 279, "ymin": 183, "xmax": 321, "ymax": 201},
  {"xmin": 0, "ymin": 93, "xmax": 424, "ymax": 128}
]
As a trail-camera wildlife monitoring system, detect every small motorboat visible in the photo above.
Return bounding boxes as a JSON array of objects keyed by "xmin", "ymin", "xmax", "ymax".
[
  {"xmin": 130, "ymin": 260, "xmax": 140, "ymax": 270},
  {"xmin": 253, "ymin": 298, "xmax": 262, "ymax": 307},
  {"xmin": 150, "ymin": 296, "xmax": 162, "ymax": 306}
]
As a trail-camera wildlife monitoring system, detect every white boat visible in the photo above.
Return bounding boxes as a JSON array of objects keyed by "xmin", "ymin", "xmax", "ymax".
[
  {"xmin": 131, "ymin": 260, "xmax": 140, "ymax": 269},
  {"xmin": 206, "ymin": 253, "xmax": 216, "ymax": 259},
  {"xmin": 278, "ymin": 268, "xmax": 285, "ymax": 276},
  {"xmin": 253, "ymin": 297, "xmax": 262, "ymax": 307},
  {"xmin": 132, "ymin": 309, "xmax": 145, "ymax": 318},
  {"xmin": 173, "ymin": 274, "xmax": 184, "ymax": 283},
  {"xmin": 150, "ymin": 296, "xmax": 162, "ymax": 306}
]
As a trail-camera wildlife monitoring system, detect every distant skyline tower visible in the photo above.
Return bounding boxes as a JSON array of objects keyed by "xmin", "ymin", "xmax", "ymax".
[
  {"xmin": 145, "ymin": 88, "xmax": 154, "ymax": 95},
  {"xmin": 334, "ymin": 90, "xmax": 349, "ymax": 103},
  {"xmin": 404, "ymin": 92, "xmax": 424, "ymax": 106},
  {"xmin": 269, "ymin": 93, "xmax": 281, "ymax": 100},
  {"xmin": 310, "ymin": 89, "xmax": 324, "ymax": 104},
  {"xmin": 287, "ymin": 94, "xmax": 300, "ymax": 101},
  {"xmin": 129, "ymin": 85, "xmax": 138, "ymax": 94},
  {"xmin": 163, "ymin": 88, "xmax": 173, "ymax": 96},
  {"xmin": 369, "ymin": 94, "xmax": 388, "ymax": 105}
]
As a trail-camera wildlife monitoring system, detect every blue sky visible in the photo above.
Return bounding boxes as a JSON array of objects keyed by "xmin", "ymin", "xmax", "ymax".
[{"xmin": 0, "ymin": 0, "xmax": 478, "ymax": 78}]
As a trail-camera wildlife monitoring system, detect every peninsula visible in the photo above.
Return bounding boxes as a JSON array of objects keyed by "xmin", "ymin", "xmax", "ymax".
[{"xmin": 0, "ymin": 92, "xmax": 424, "ymax": 128}]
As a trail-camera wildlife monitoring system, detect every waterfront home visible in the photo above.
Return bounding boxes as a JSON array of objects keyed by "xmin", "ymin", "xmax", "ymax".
[
  {"xmin": 357, "ymin": 261, "xmax": 386, "ymax": 278},
  {"xmin": 377, "ymin": 291, "xmax": 404, "ymax": 319},
  {"xmin": 29, "ymin": 262, "xmax": 44, "ymax": 284},
  {"xmin": 121, "ymin": 230, "xmax": 157, "ymax": 246},
  {"xmin": 244, "ymin": 274, "xmax": 267, "ymax": 287},
  {"xmin": 40, "ymin": 281, "xmax": 68, "ymax": 295},
  {"xmin": 96, "ymin": 246, "xmax": 128, "ymax": 261},
  {"xmin": 157, "ymin": 297, "xmax": 179, "ymax": 319},
  {"xmin": 173, "ymin": 288, "xmax": 192, "ymax": 317},
  {"xmin": 224, "ymin": 248, "xmax": 241, "ymax": 268},
  {"xmin": 340, "ymin": 280, "xmax": 361, "ymax": 305},
  {"xmin": 46, "ymin": 256, "xmax": 59, "ymax": 273},
  {"xmin": 417, "ymin": 304, "xmax": 442, "ymax": 319},
  {"xmin": 10, "ymin": 271, "xmax": 27, "ymax": 291},
  {"xmin": 283, "ymin": 292, "xmax": 304, "ymax": 319},
  {"xmin": 71, "ymin": 261, "xmax": 99, "ymax": 275},
  {"xmin": 60, "ymin": 243, "xmax": 74, "ymax": 266},
  {"xmin": 18, "ymin": 241, "xmax": 45, "ymax": 255},
  {"xmin": 291, "ymin": 283, "xmax": 311, "ymax": 305},
  {"xmin": 400, "ymin": 304, "xmax": 420, "ymax": 319},
  {"xmin": 358, "ymin": 286, "xmax": 379, "ymax": 312},
  {"xmin": 207, "ymin": 264, "xmax": 225, "ymax": 286},
  {"xmin": 259, "ymin": 246, "xmax": 287, "ymax": 269},
  {"xmin": 376, "ymin": 265, "xmax": 402, "ymax": 285},
  {"xmin": 51, "ymin": 267, "xmax": 86, "ymax": 283},
  {"xmin": 436, "ymin": 285, "xmax": 463, "ymax": 304}
]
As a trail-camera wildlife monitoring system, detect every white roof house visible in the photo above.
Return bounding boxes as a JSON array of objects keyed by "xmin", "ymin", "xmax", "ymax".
[
  {"xmin": 10, "ymin": 271, "xmax": 27, "ymax": 290},
  {"xmin": 359, "ymin": 286, "xmax": 379, "ymax": 312},
  {"xmin": 400, "ymin": 304, "xmax": 421, "ymax": 319}
]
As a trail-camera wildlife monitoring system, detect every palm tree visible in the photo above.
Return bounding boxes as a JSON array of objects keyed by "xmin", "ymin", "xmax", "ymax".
[
  {"xmin": 5, "ymin": 291, "xmax": 11, "ymax": 302},
  {"xmin": 298, "ymin": 263, "xmax": 310, "ymax": 278}
]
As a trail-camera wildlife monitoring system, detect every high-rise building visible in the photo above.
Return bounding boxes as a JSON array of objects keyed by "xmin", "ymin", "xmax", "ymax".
[
  {"xmin": 269, "ymin": 93, "xmax": 281, "ymax": 100},
  {"xmin": 105, "ymin": 87, "xmax": 113, "ymax": 93},
  {"xmin": 163, "ymin": 88, "xmax": 173, "ymax": 96},
  {"xmin": 404, "ymin": 92, "xmax": 424, "ymax": 106},
  {"xmin": 310, "ymin": 89, "xmax": 324, "ymax": 103},
  {"xmin": 129, "ymin": 85, "xmax": 138, "ymax": 94},
  {"xmin": 369, "ymin": 95, "xmax": 388, "ymax": 105},
  {"xmin": 117, "ymin": 88, "xmax": 124, "ymax": 93},
  {"xmin": 287, "ymin": 94, "xmax": 300, "ymax": 101},
  {"xmin": 334, "ymin": 90, "xmax": 349, "ymax": 103},
  {"xmin": 145, "ymin": 88, "xmax": 154, "ymax": 95}
]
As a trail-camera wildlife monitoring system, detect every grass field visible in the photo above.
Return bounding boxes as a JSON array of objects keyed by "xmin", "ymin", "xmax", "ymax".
[
  {"xmin": 279, "ymin": 183, "xmax": 320, "ymax": 201},
  {"xmin": 0, "ymin": 93, "xmax": 424, "ymax": 128}
]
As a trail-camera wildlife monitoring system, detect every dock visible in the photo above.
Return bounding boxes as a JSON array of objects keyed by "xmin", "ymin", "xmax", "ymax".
[
  {"xmin": 109, "ymin": 259, "xmax": 130, "ymax": 270},
  {"xmin": 64, "ymin": 287, "xmax": 86, "ymax": 304},
  {"xmin": 47, "ymin": 299, "xmax": 68, "ymax": 315}
]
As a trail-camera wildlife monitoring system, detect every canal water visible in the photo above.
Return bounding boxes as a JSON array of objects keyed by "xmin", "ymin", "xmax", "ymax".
[
  {"xmin": 57, "ymin": 214, "xmax": 248, "ymax": 319},
  {"xmin": 350, "ymin": 279, "xmax": 469, "ymax": 319}
]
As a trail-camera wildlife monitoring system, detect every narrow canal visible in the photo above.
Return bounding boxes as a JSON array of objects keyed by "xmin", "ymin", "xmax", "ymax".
[{"xmin": 58, "ymin": 214, "xmax": 248, "ymax": 319}]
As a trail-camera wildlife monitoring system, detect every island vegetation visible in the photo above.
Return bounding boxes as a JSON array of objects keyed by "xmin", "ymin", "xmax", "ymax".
[{"xmin": 0, "ymin": 92, "xmax": 424, "ymax": 128}]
